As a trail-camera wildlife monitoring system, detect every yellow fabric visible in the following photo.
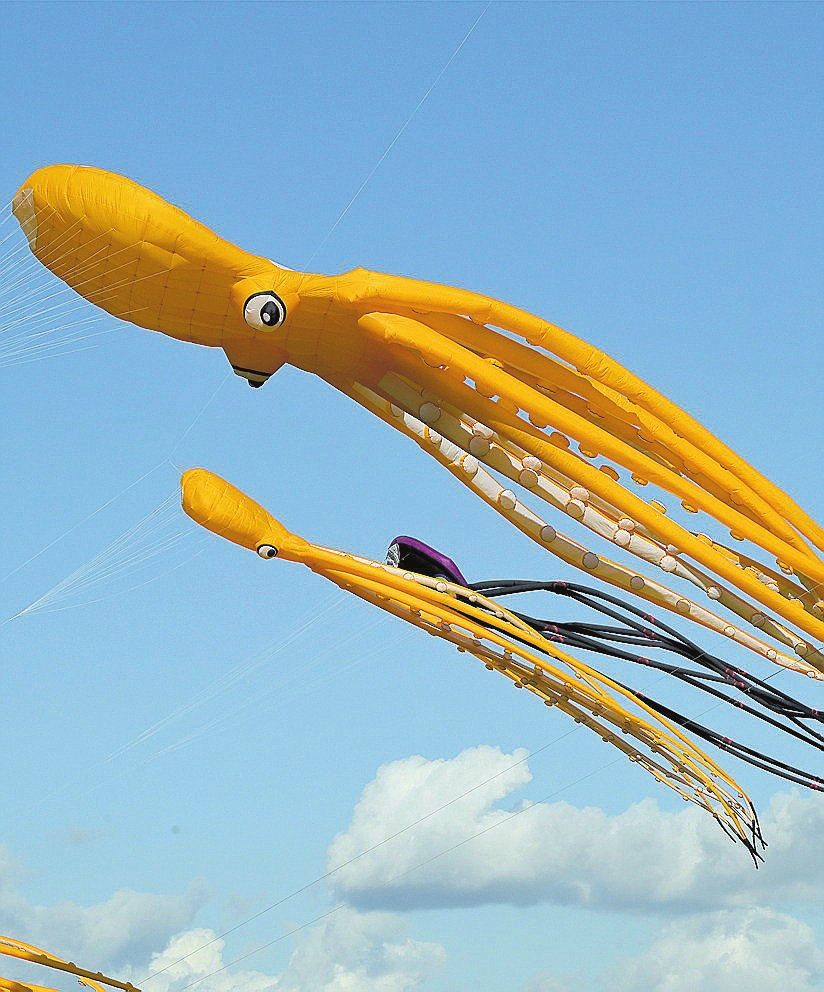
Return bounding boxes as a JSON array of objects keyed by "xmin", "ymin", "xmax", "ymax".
[
  {"xmin": 0, "ymin": 976, "xmax": 59, "ymax": 992},
  {"xmin": 181, "ymin": 467, "xmax": 762, "ymax": 857},
  {"xmin": 0, "ymin": 937, "xmax": 136, "ymax": 992},
  {"xmin": 17, "ymin": 164, "xmax": 824, "ymax": 672},
  {"xmin": 180, "ymin": 468, "xmax": 306, "ymax": 555}
]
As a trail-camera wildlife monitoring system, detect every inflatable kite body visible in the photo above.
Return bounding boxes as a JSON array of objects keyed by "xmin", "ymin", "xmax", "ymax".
[
  {"xmin": 0, "ymin": 936, "xmax": 139, "ymax": 992},
  {"xmin": 14, "ymin": 165, "xmax": 824, "ymax": 682},
  {"xmin": 180, "ymin": 466, "xmax": 764, "ymax": 857},
  {"xmin": 180, "ymin": 466, "xmax": 824, "ymax": 861}
]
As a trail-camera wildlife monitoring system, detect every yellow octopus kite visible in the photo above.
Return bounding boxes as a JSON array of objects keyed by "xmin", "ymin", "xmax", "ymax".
[{"xmin": 180, "ymin": 466, "xmax": 767, "ymax": 858}]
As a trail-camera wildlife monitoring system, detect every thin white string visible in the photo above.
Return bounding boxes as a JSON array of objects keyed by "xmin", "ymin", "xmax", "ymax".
[
  {"xmin": 8, "ymin": 493, "xmax": 186, "ymax": 619},
  {"xmin": 148, "ymin": 616, "xmax": 413, "ymax": 759},
  {"xmin": 105, "ymin": 593, "xmax": 350, "ymax": 761},
  {"xmin": 0, "ymin": 462, "xmax": 168, "ymax": 587},
  {"xmin": 303, "ymin": 2, "xmax": 490, "ymax": 269},
  {"xmin": 141, "ymin": 727, "xmax": 583, "ymax": 986}
]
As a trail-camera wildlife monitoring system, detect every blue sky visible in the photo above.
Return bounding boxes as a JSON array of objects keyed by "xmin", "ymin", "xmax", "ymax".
[{"xmin": 1, "ymin": 2, "xmax": 823, "ymax": 990}]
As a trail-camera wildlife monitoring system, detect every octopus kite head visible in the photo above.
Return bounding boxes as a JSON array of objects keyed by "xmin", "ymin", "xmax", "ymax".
[
  {"xmin": 13, "ymin": 164, "xmax": 303, "ymax": 385},
  {"xmin": 180, "ymin": 468, "xmax": 309, "ymax": 562}
]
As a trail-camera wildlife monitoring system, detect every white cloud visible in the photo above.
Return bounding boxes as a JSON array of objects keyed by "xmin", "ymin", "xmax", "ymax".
[
  {"xmin": 0, "ymin": 846, "xmax": 206, "ymax": 969},
  {"xmin": 0, "ymin": 823, "xmax": 442, "ymax": 991},
  {"xmin": 273, "ymin": 907, "xmax": 446, "ymax": 992},
  {"xmin": 135, "ymin": 906, "xmax": 824, "ymax": 992},
  {"xmin": 326, "ymin": 745, "xmax": 824, "ymax": 912},
  {"xmin": 606, "ymin": 908, "xmax": 824, "ymax": 992},
  {"xmin": 0, "ymin": 849, "xmax": 445, "ymax": 992},
  {"xmin": 6, "ymin": 748, "xmax": 824, "ymax": 992},
  {"xmin": 134, "ymin": 928, "xmax": 276, "ymax": 992},
  {"xmin": 133, "ymin": 910, "xmax": 445, "ymax": 992}
]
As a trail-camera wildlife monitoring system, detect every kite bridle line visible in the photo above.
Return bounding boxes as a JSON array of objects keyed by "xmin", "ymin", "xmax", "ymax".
[{"xmin": 301, "ymin": 2, "xmax": 491, "ymax": 269}]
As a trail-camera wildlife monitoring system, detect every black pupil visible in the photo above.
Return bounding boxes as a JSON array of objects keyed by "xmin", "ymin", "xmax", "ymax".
[{"xmin": 261, "ymin": 301, "xmax": 281, "ymax": 325}]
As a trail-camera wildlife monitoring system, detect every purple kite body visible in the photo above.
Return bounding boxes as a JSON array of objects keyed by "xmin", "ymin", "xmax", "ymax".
[{"xmin": 386, "ymin": 536, "xmax": 468, "ymax": 586}]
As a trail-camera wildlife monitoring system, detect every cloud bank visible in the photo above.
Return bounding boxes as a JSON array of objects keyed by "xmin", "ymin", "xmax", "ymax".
[
  {"xmin": 0, "ymin": 843, "xmax": 206, "ymax": 968},
  {"xmin": 139, "ymin": 906, "xmax": 824, "ymax": 992},
  {"xmin": 132, "ymin": 910, "xmax": 445, "ymax": 992},
  {"xmin": 326, "ymin": 745, "xmax": 824, "ymax": 912},
  {"xmin": 606, "ymin": 907, "xmax": 824, "ymax": 992},
  {"xmin": 5, "ymin": 746, "xmax": 824, "ymax": 992}
]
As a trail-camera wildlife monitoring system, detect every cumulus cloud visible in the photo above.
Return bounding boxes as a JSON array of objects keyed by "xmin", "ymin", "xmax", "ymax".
[
  {"xmin": 132, "ymin": 928, "xmax": 276, "ymax": 992},
  {"xmin": 132, "ymin": 909, "xmax": 445, "ymax": 992},
  {"xmin": 0, "ymin": 846, "xmax": 206, "ymax": 968},
  {"xmin": 0, "ymin": 842, "xmax": 442, "ymax": 992},
  {"xmin": 273, "ymin": 907, "xmax": 446, "ymax": 992},
  {"xmin": 326, "ymin": 745, "xmax": 824, "ymax": 912},
  {"xmin": 607, "ymin": 907, "xmax": 824, "ymax": 992}
]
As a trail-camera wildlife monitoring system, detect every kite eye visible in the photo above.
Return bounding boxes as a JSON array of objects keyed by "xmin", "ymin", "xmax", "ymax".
[
  {"xmin": 243, "ymin": 292, "xmax": 287, "ymax": 331},
  {"xmin": 257, "ymin": 544, "xmax": 279, "ymax": 559}
]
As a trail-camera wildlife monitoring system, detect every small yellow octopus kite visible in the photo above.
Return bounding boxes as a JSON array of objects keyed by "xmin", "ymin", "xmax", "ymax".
[
  {"xmin": 180, "ymin": 466, "xmax": 767, "ymax": 859},
  {"xmin": 13, "ymin": 165, "xmax": 824, "ymax": 681}
]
